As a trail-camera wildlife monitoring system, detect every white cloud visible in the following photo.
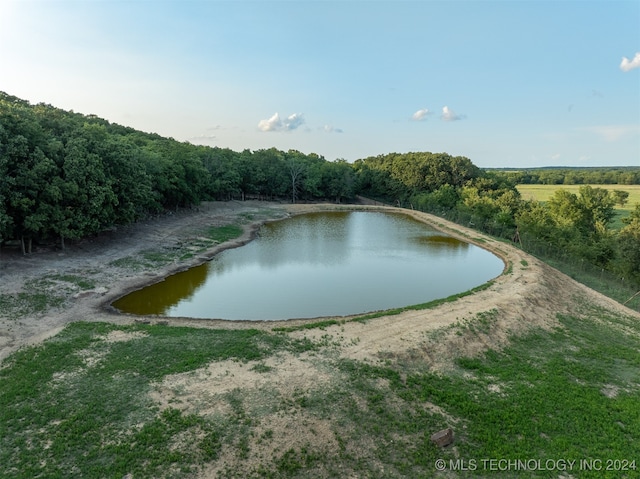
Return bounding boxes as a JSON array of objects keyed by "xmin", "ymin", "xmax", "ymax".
[
  {"xmin": 441, "ymin": 106, "xmax": 465, "ymax": 121},
  {"xmin": 283, "ymin": 113, "xmax": 305, "ymax": 131},
  {"xmin": 258, "ymin": 112, "xmax": 282, "ymax": 132},
  {"xmin": 551, "ymin": 153, "xmax": 561, "ymax": 161},
  {"xmin": 620, "ymin": 52, "xmax": 640, "ymax": 72},
  {"xmin": 258, "ymin": 112, "xmax": 305, "ymax": 132},
  {"xmin": 580, "ymin": 125, "xmax": 640, "ymax": 142},
  {"xmin": 323, "ymin": 125, "xmax": 343, "ymax": 133},
  {"xmin": 411, "ymin": 108, "xmax": 430, "ymax": 121}
]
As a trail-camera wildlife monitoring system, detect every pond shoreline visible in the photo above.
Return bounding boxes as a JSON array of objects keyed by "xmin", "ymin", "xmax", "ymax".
[
  {"xmin": 2, "ymin": 200, "xmax": 637, "ymax": 365},
  {"xmin": 110, "ymin": 207, "xmax": 505, "ymax": 320}
]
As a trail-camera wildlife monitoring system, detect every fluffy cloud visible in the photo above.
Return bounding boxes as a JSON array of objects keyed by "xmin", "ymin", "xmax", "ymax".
[
  {"xmin": 620, "ymin": 52, "xmax": 640, "ymax": 72},
  {"xmin": 258, "ymin": 112, "xmax": 282, "ymax": 132},
  {"xmin": 258, "ymin": 112, "xmax": 305, "ymax": 132},
  {"xmin": 411, "ymin": 108, "xmax": 430, "ymax": 121},
  {"xmin": 284, "ymin": 113, "xmax": 305, "ymax": 131},
  {"xmin": 441, "ymin": 106, "xmax": 465, "ymax": 121}
]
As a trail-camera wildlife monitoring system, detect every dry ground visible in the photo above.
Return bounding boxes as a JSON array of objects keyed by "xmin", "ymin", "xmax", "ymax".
[{"xmin": 2, "ymin": 200, "xmax": 639, "ymax": 477}]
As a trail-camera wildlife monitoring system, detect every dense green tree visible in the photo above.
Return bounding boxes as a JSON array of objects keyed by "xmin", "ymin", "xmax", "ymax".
[
  {"xmin": 0, "ymin": 127, "xmax": 14, "ymax": 242},
  {"xmin": 0, "ymin": 92, "xmax": 354, "ymax": 250},
  {"xmin": 200, "ymin": 147, "xmax": 242, "ymax": 200},
  {"xmin": 6, "ymin": 142, "xmax": 59, "ymax": 253},
  {"xmin": 491, "ymin": 167, "xmax": 640, "ymax": 186},
  {"xmin": 578, "ymin": 186, "xmax": 616, "ymax": 228},
  {"xmin": 515, "ymin": 200, "xmax": 558, "ymax": 245},
  {"xmin": 256, "ymin": 149, "xmax": 288, "ymax": 199},
  {"xmin": 546, "ymin": 186, "xmax": 615, "ymax": 237},
  {"xmin": 430, "ymin": 184, "xmax": 460, "ymax": 210},
  {"xmin": 320, "ymin": 159, "xmax": 355, "ymax": 203},
  {"xmin": 353, "ymin": 151, "xmax": 482, "ymax": 205},
  {"xmin": 59, "ymin": 138, "xmax": 118, "ymax": 238},
  {"xmin": 526, "ymin": 186, "xmax": 616, "ymax": 265},
  {"xmin": 612, "ymin": 190, "xmax": 630, "ymax": 207},
  {"xmin": 617, "ymin": 204, "xmax": 640, "ymax": 282}
]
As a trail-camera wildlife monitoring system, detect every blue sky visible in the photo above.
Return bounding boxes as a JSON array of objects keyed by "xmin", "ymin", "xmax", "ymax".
[{"xmin": 1, "ymin": 0, "xmax": 638, "ymax": 167}]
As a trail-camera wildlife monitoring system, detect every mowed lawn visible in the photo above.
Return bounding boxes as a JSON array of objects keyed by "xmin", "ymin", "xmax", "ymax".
[{"xmin": 516, "ymin": 184, "xmax": 640, "ymax": 229}]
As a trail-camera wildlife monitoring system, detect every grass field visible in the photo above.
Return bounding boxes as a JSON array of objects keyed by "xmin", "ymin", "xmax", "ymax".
[
  {"xmin": 1, "ymin": 305, "xmax": 639, "ymax": 478},
  {"xmin": 516, "ymin": 184, "xmax": 640, "ymax": 210},
  {"xmin": 516, "ymin": 184, "xmax": 640, "ymax": 229}
]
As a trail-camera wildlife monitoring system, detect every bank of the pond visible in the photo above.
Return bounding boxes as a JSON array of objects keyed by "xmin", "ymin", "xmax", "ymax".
[
  {"xmin": 4, "ymin": 200, "xmax": 640, "ymax": 479},
  {"xmin": 1, "ymin": 200, "xmax": 638, "ymax": 367}
]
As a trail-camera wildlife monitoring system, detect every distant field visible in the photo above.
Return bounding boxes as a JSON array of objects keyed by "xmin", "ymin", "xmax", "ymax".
[
  {"xmin": 516, "ymin": 184, "xmax": 640, "ymax": 229},
  {"xmin": 516, "ymin": 184, "xmax": 640, "ymax": 211}
]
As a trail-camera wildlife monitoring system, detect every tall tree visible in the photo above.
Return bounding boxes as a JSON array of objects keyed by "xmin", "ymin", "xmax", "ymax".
[
  {"xmin": 612, "ymin": 190, "xmax": 630, "ymax": 208},
  {"xmin": 285, "ymin": 151, "xmax": 307, "ymax": 203},
  {"xmin": 0, "ymin": 126, "xmax": 14, "ymax": 243},
  {"xmin": 617, "ymin": 204, "xmax": 640, "ymax": 282},
  {"xmin": 59, "ymin": 138, "xmax": 118, "ymax": 239}
]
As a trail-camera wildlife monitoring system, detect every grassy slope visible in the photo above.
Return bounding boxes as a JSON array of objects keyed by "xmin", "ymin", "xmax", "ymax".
[{"xmin": 1, "ymin": 306, "xmax": 639, "ymax": 478}]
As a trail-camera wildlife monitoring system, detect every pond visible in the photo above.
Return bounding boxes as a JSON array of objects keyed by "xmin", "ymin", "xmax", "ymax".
[{"xmin": 112, "ymin": 211, "xmax": 504, "ymax": 320}]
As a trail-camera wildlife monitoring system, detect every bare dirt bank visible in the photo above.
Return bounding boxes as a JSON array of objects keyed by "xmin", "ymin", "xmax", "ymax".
[{"xmin": 1, "ymin": 200, "xmax": 638, "ymax": 366}]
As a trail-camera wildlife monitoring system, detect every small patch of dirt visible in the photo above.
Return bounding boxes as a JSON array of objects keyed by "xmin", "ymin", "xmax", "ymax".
[
  {"xmin": 601, "ymin": 384, "xmax": 620, "ymax": 398},
  {"xmin": 149, "ymin": 352, "xmax": 336, "ymax": 417},
  {"xmin": 101, "ymin": 330, "xmax": 149, "ymax": 343}
]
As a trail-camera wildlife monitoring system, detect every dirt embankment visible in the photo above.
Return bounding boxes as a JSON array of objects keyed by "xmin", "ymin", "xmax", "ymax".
[{"xmin": 1, "ymin": 200, "xmax": 638, "ymax": 365}]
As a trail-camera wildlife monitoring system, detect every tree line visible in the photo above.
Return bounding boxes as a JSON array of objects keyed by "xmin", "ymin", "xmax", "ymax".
[
  {"xmin": 490, "ymin": 167, "xmax": 640, "ymax": 185},
  {"xmin": 2, "ymin": 91, "xmax": 640, "ymax": 290},
  {"xmin": 0, "ymin": 92, "xmax": 355, "ymax": 252},
  {"xmin": 355, "ymin": 153, "xmax": 640, "ymax": 290}
]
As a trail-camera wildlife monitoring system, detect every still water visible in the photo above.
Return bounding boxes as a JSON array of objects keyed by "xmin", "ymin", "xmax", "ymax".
[{"xmin": 112, "ymin": 211, "xmax": 504, "ymax": 320}]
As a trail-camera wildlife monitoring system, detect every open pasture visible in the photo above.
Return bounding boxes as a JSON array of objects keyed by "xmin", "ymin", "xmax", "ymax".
[{"xmin": 516, "ymin": 184, "xmax": 640, "ymax": 211}]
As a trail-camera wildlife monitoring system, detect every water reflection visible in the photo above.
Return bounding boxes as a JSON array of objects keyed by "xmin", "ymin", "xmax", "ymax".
[
  {"xmin": 243, "ymin": 212, "xmax": 352, "ymax": 268},
  {"xmin": 113, "ymin": 263, "xmax": 209, "ymax": 315},
  {"xmin": 411, "ymin": 234, "xmax": 470, "ymax": 255},
  {"xmin": 112, "ymin": 211, "xmax": 503, "ymax": 320}
]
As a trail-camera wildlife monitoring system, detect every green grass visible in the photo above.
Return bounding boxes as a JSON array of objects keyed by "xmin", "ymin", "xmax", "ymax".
[
  {"xmin": 108, "ymin": 249, "xmax": 175, "ymax": 271},
  {"xmin": 0, "ymin": 292, "xmax": 65, "ymax": 318},
  {"xmin": 516, "ymin": 184, "xmax": 640, "ymax": 209},
  {"xmin": 3, "ymin": 302, "xmax": 638, "ymax": 477},
  {"xmin": 0, "ymin": 273, "xmax": 99, "ymax": 319},
  {"xmin": 206, "ymin": 224, "xmax": 244, "ymax": 243},
  {"xmin": 108, "ymin": 224, "xmax": 245, "ymax": 272},
  {"xmin": 516, "ymin": 184, "xmax": 640, "ymax": 229},
  {"xmin": 0, "ymin": 322, "xmax": 312, "ymax": 479}
]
